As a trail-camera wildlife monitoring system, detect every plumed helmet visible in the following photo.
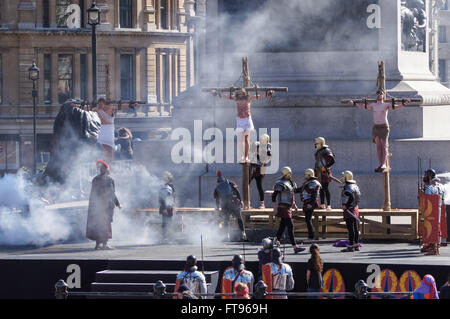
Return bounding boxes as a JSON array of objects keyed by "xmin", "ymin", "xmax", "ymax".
[
  {"xmin": 96, "ymin": 159, "xmax": 110, "ymax": 174},
  {"xmin": 259, "ymin": 134, "xmax": 270, "ymax": 145},
  {"xmin": 304, "ymin": 168, "xmax": 315, "ymax": 180},
  {"xmin": 314, "ymin": 137, "xmax": 328, "ymax": 149},
  {"xmin": 281, "ymin": 166, "xmax": 292, "ymax": 179},
  {"xmin": 217, "ymin": 170, "xmax": 226, "ymax": 183},
  {"xmin": 341, "ymin": 170, "xmax": 355, "ymax": 183},
  {"xmin": 272, "ymin": 247, "xmax": 283, "ymax": 264},
  {"xmin": 163, "ymin": 171, "xmax": 173, "ymax": 183},
  {"xmin": 232, "ymin": 254, "xmax": 245, "ymax": 271}
]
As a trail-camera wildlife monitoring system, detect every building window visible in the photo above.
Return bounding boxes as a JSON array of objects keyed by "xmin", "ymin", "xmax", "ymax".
[
  {"xmin": 120, "ymin": 0, "xmax": 133, "ymax": 28},
  {"xmin": 56, "ymin": 0, "xmax": 84, "ymax": 28},
  {"xmin": 43, "ymin": 0, "xmax": 50, "ymax": 27},
  {"xmin": 439, "ymin": 59, "xmax": 447, "ymax": 83},
  {"xmin": 439, "ymin": 26, "xmax": 447, "ymax": 43},
  {"xmin": 442, "ymin": 1, "xmax": 449, "ymax": 10},
  {"xmin": 160, "ymin": 0, "xmax": 168, "ymax": 29},
  {"xmin": 0, "ymin": 137, "xmax": 20, "ymax": 172},
  {"xmin": 80, "ymin": 54, "xmax": 87, "ymax": 101},
  {"xmin": 79, "ymin": 0, "xmax": 85, "ymax": 28},
  {"xmin": 120, "ymin": 54, "xmax": 135, "ymax": 100},
  {"xmin": 44, "ymin": 54, "xmax": 52, "ymax": 104},
  {"xmin": 58, "ymin": 54, "xmax": 73, "ymax": 104},
  {"xmin": 162, "ymin": 53, "xmax": 170, "ymax": 102},
  {"xmin": 56, "ymin": 0, "xmax": 72, "ymax": 27},
  {"xmin": 0, "ymin": 54, "xmax": 2, "ymax": 104}
]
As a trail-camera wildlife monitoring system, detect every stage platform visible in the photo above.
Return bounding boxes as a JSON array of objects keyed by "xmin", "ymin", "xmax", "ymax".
[{"xmin": 0, "ymin": 239, "xmax": 449, "ymax": 299}]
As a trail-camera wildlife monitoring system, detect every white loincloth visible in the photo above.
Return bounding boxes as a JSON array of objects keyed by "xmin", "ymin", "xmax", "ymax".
[
  {"xmin": 97, "ymin": 124, "xmax": 115, "ymax": 148},
  {"xmin": 236, "ymin": 116, "xmax": 254, "ymax": 133}
]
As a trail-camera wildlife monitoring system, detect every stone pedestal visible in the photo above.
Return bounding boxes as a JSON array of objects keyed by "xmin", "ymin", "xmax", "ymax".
[{"xmin": 160, "ymin": 0, "xmax": 450, "ymax": 209}]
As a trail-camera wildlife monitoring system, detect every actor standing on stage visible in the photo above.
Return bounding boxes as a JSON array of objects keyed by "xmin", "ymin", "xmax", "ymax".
[
  {"xmin": 159, "ymin": 171, "xmax": 176, "ymax": 243},
  {"xmin": 272, "ymin": 166, "xmax": 305, "ymax": 253},
  {"xmin": 249, "ymin": 134, "xmax": 272, "ymax": 209},
  {"xmin": 300, "ymin": 169, "xmax": 322, "ymax": 240},
  {"xmin": 348, "ymin": 91, "xmax": 410, "ymax": 173},
  {"xmin": 314, "ymin": 137, "xmax": 335, "ymax": 210},
  {"xmin": 214, "ymin": 171, "xmax": 247, "ymax": 241},
  {"xmin": 91, "ymin": 97, "xmax": 136, "ymax": 164},
  {"xmin": 86, "ymin": 159, "xmax": 121, "ymax": 250},
  {"xmin": 340, "ymin": 170, "xmax": 361, "ymax": 252},
  {"xmin": 212, "ymin": 89, "xmax": 274, "ymax": 163}
]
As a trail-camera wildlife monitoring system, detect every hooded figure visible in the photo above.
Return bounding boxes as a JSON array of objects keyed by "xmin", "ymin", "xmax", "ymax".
[
  {"xmin": 214, "ymin": 171, "xmax": 247, "ymax": 241},
  {"xmin": 86, "ymin": 159, "xmax": 121, "ymax": 250},
  {"xmin": 413, "ymin": 274, "xmax": 439, "ymax": 299}
]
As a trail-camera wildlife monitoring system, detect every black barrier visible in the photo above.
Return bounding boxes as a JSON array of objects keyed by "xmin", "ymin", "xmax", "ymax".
[{"xmin": 54, "ymin": 279, "xmax": 416, "ymax": 300}]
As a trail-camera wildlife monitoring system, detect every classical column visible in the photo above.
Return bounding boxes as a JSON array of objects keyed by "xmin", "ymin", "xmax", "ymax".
[
  {"xmin": 87, "ymin": 50, "xmax": 93, "ymax": 101},
  {"xmin": 135, "ymin": 49, "xmax": 142, "ymax": 100},
  {"xmin": 37, "ymin": 51, "xmax": 45, "ymax": 105},
  {"xmin": 172, "ymin": 48, "xmax": 179, "ymax": 97},
  {"xmin": 167, "ymin": 49, "xmax": 173, "ymax": 103},
  {"xmin": 144, "ymin": 0, "xmax": 157, "ymax": 31},
  {"xmin": 17, "ymin": 0, "xmax": 36, "ymax": 29},
  {"xmin": 49, "ymin": 0, "xmax": 56, "ymax": 28},
  {"xmin": 73, "ymin": 51, "xmax": 81, "ymax": 99},
  {"xmin": 51, "ymin": 52, "xmax": 58, "ymax": 105}
]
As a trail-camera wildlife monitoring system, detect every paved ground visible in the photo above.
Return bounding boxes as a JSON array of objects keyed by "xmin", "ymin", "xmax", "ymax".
[{"xmin": 1, "ymin": 239, "xmax": 449, "ymax": 266}]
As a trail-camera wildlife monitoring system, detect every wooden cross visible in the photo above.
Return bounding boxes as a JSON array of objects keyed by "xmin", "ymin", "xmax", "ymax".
[
  {"xmin": 341, "ymin": 61, "xmax": 421, "ymax": 211},
  {"xmin": 202, "ymin": 57, "xmax": 288, "ymax": 209}
]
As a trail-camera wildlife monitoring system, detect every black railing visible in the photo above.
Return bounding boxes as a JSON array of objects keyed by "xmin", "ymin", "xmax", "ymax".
[{"xmin": 54, "ymin": 279, "xmax": 414, "ymax": 300}]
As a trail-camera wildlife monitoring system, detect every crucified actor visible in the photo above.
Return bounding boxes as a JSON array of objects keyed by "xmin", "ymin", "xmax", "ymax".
[
  {"xmin": 91, "ymin": 97, "xmax": 136, "ymax": 164},
  {"xmin": 348, "ymin": 91, "xmax": 410, "ymax": 173},
  {"xmin": 212, "ymin": 89, "xmax": 274, "ymax": 163}
]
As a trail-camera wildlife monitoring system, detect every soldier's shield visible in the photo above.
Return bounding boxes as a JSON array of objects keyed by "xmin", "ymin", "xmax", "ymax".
[
  {"xmin": 173, "ymin": 279, "xmax": 182, "ymax": 299},
  {"xmin": 398, "ymin": 270, "xmax": 421, "ymax": 299},
  {"xmin": 418, "ymin": 191, "xmax": 441, "ymax": 245},
  {"xmin": 321, "ymin": 268, "xmax": 345, "ymax": 299},
  {"xmin": 261, "ymin": 264, "xmax": 273, "ymax": 299},
  {"xmin": 371, "ymin": 269, "xmax": 399, "ymax": 299},
  {"xmin": 221, "ymin": 276, "xmax": 233, "ymax": 300}
]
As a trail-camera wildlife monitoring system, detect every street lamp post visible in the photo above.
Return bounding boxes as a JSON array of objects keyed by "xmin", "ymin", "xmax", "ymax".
[
  {"xmin": 87, "ymin": 2, "xmax": 101, "ymax": 104},
  {"xmin": 28, "ymin": 61, "xmax": 39, "ymax": 174}
]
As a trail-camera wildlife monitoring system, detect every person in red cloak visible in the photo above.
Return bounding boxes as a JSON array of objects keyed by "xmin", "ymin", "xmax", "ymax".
[{"xmin": 86, "ymin": 159, "xmax": 121, "ymax": 250}]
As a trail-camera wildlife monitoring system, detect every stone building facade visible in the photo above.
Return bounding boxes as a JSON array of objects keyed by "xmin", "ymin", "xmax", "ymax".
[
  {"xmin": 0, "ymin": 0, "xmax": 203, "ymax": 173},
  {"xmin": 438, "ymin": 0, "xmax": 450, "ymax": 87}
]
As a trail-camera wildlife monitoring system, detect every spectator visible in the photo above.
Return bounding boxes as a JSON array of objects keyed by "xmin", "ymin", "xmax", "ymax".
[
  {"xmin": 234, "ymin": 282, "xmax": 250, "ymax": 299},
  {"xmin": 413, "ymin": 274, "xmax": 439, "ymax": 299},
  {"xmin": 306, "ymin": 244, "xmax": 324, "ymax": 299}
]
